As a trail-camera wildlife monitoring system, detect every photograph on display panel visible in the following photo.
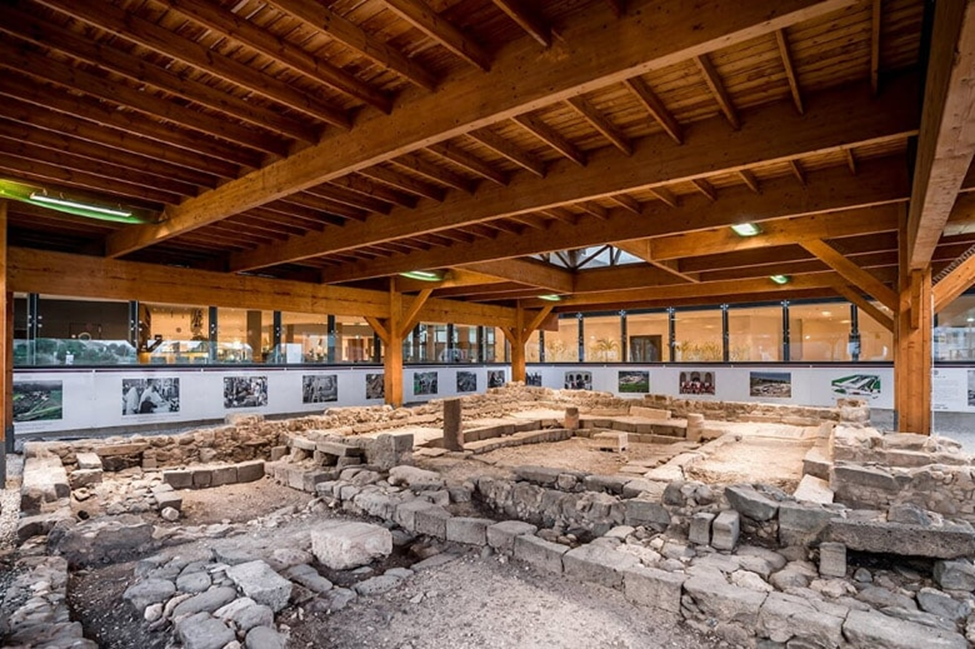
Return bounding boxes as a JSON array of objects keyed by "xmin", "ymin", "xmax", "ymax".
[
  {"xmin": 487, "ymin": 370, "xmax": 506, "ymax": 388},
  {"xmin": 123, "ymin": 378, "xmax": 180, "ymax": 415},
  {"xmin": 14, "ymin": 380, "xmax": 63, "ymax": 422},
  {"xmin": 456, "ymin": 371, "xmax": 477, "ymax": 393},
  {"xmin": 749, "ymin": 371, "xmax": 792, "ymax": 398},
  {"xmin": 302, "ymin": 375, "xmax": 338, "ymax": 404},
  {"xmin": 679, "ymin": 371, "xmax": 716, "ymax": 396},
  {"xmin": 526, "ymin": 372, "xmax": 542, "ymax": 387},
  {"xmin": 366, "ymin": 373, "xmax": 384, "ymax": 400},
  {"xmin": 564, "ymin": 371, "xmax": 592, "ymax": 390},
  {"xmin": 414, "ymin": 371, "xmax": 438, "ymax": 396},
  {"xmin": 831, "ymin": 374, "xmax": 882, "ymax": 400},
  {"xmin": 618, "ymin": 370, "xmax": 649, "ymax": 393},
  {"xmin": 224, "ymin": 376, "xmax": 268, "ymax": 409}
]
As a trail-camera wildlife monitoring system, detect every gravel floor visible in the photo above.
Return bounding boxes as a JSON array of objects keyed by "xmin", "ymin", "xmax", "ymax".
[{"xmin": 1, "ymin": 453, "xmax": 23, "ymax": 553}]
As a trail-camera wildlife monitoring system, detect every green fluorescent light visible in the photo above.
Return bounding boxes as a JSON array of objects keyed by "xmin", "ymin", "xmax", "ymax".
[
  {"xmin": 731, "ymin": 223, "xmax": 761, "ymax": 237},
  {"xmin": 30, "ymin": 193, "xmax": 132, "ymax": 218},
  {"xmin": 769, "ymin": 275, "xmax": 790, "ymax": 285},
  {"xmin": 399, "ymin": 270, "xmax": 443, "ymax": 282},
  {"xmin": 538, "ymin": 294, "xmax": 562, "ymax": 302}
]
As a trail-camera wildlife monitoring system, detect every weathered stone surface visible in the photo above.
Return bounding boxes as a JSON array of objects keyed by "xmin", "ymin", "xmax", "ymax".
[
  {"xmin": 394, "ymin": 499, "xmax": 437, "ymax": 532},
  {"xmin": 793, "ymin": 475, "xmax": 833, "ymax": 504},
  {"xmin": 21, "ymin": 454, "xmax": 70, "ymax": 515},
  {"xmin": 16, "ymin": 509, "xmax": 72, "ymax": 543},
  {"xmin": 414, "ymin": 506, "xmax": 451, "ymax": 539},
  {"xmin": 52, "ymin": 515, "xmax": 154, "ymax": 567},
  {"xmin": 445, "ymin": 517, "xmax": 492, "ymax": 545},
  {"xmin": 123, "ymin": 578, "xmax": 176, "ymax": 614},
  {"xmin": 513, "ymin": 535, "xmax": 568, "ymax": 573},
  {"xmin": 176, "ymin": 570, "xmax": 211, "ymax": 593},
  {"xmin": 214, "ymin": 597, "xmax": 274, "ymax": 632},
  {"xmin": 802, "ymin": 445, "xmax": 831, "ymax": 480},
  {"xmin": 724, "ymin": 484, "xmax": 781, "ymax": 521},
  {"xmin": 176, "ymin": 612, "xmax": 236, "ymax": 649},
  {"xmin": 712, "ymin": 510, "xmax": 740, "ymax": 551},
  {"xmin": 155, "ymin": 491, "xmax": 183, "ymax": 512},
  {"xmin": 818, "ymin": 542, "xmax": 846, "ymax": 578},
  {"xmin": 69, "ymin": 468, "xmax": 103, "ymax": 490},
  {"xmin": 683, "ymin": 574, "xmax": 767, "ymax": 626},
  {"xmin": 689, "ymin": 512, "xmax": 715, "ymax": 546},
  {"xmin": 163, "ymin": 469, "xmax": 193, "ymax": 490},
  {"xmin": 562, "ymin": 543, "xmax": 640, "ymax": 589},
  {"xmin": 584, "ymin": 474, "xmax": 630, "ymax": 495},
  {"xmin": 172, "ymin": 586, "xmax": 238, "ymax": 617},
  {"xmin": 210, "ymin": 465, "xmax": 237, "ymax": 487},
  {"xmin": 917, "ymin": 587, "xmax": 972, "ymax": 621},
  {"xmin": 354, "ymin": 574, "xmax": 402, "ymax": 597},
  {"xmin": 226, "ymin": 560, "xmax": 293, "ymax": 613},
  {"xmin": 624, "ymin": 499, "xmax": 671, "ymax": 530},
  {"xmin": 487, "ymin": 520, "xmax": 537, "ymax": 552},
  {"xmin": 777, "ymin": 502, "xmax": 835, "ymax": 546},
  {"xmin": 443, "ymin": 398, "xmax": 463, "ymax": 452},
  {"xmin": 757, "ymin": 591, "xmax": 846, "ymax": 646},
  {"xmin": 311, "ymin": 522, "xmax": 392, "ymax": 570},
  {"xmin": 934, "ymin": 559, "xmax": 975, "ymax": 591},
  {"xmin": 75, "ymin": 452, "xmax": 103, "ymax": 470},
  {"xmin": 388, "ymin": 465, "xmax": 443, "ymax": 490},
  {"xmin": 245, "ymin": 626, "xmax": 287, "ymax": 649},
  {"xmin": 284, "ymin": 564, "xmax": 333, "ymax": 595},
  {"xmin": 828, "ymin": 518, "xmax": 975, "ymax": 559},
  {"xmin": 842, "ymin": 609, "xmax": 967, "ymax": 649},
  {"xmin": 513, "ymin": 465, "xmax": 562, "ymax": 486},
  {"xmin": 622, "ymin": 565, "xmax": 686, "ymax": 613}
]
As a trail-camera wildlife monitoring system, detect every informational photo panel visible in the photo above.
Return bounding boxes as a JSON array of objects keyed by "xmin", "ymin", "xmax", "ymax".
[
  {"xmin": 302, "ymin": 374, "xmax": 338, "ymax": 404},
  {"xmin": 14, "ymin": 380, "xmax": 63, "ymax": 422},
  {"xmin": 618, "ymin": 370, "xmax": 649, "ymax": 393},
  {"xmin": 122, "ymin": 377, "xmax": 180, "ymax": 415},
  {"xmin": 456, "ymin": 371, "xmax": 477, "ymax": 393}
]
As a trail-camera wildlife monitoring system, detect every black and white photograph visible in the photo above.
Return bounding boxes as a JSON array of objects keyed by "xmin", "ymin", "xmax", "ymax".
[
  {"xmin": 366, "ymin": 373, "xmax": 384, "ymax": 400},
  {"xmin": 122, "ymin": 378, "xmax": 180, "ymax": 415},
  {"xmin": 749, "ymin": 371, "xmax": 792, "ymax": 398},
  {"xmin": 487, "ymin": 370, "xmax": 506, "ymax": 388},
  {"xmin": 303, "ymin": 374, "xmax": 338, "ymax": 404},
  {"xmin": 456, "ymin": 371, "xmax": 477, "ymax": 393},
  {"xmin": 223, "ymin": 376, "xmax": 268, "ymax": 409},
  {"xmin": 679, "ymin": 371, "xmax": 716, "ymax": 396},
  {"xmin": 14, "ymin": 380, "xmax": 63, "ymax": 422},
  {"xmin": 564, "ymin": 371, "xmax": 592, "ymax": 390},
  {"xmin": 526, "ymin": 372, "xmax": 542, "ymax": 387},
  {"xmin": 414, "ymin": 371, "xmax": 438, "ymax": 396}
]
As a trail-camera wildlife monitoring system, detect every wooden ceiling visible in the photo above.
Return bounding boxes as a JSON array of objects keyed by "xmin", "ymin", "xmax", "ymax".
[{"xmin": 2, "ymin": 0, "xmax": 975, "ymax": 317}]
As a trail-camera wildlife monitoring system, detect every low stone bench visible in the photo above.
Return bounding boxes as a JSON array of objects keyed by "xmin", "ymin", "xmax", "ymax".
[{"xmin": 163, "ymin": 460, "xmax": 265, "ymax": 490}]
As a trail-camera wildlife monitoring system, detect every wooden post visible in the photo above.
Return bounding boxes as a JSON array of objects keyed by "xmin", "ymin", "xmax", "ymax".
[
  {"xmin": 0, "ymin": 200, "xmax": 9, "ymax": 484},
  {"xmin": 510, "ymin": 302, "xmax": 527, "ymax": 382},
  {"xmin": 384, "ymin": 285, "xmax": 404, "ymax": 407},
  {"xmin": 895, "ymin": 212, "xmax": 933, "ymax": 434}
]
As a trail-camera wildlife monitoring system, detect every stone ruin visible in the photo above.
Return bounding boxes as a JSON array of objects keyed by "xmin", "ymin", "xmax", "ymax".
[{"xmin": 5, "ymin": 385, "xmax": 975, "ymax": 648}]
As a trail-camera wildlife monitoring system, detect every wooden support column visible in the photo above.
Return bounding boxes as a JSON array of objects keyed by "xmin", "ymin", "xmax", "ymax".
[
  {"xmin": 384, "ymin": 286, "xmax": 404, "ymax": 407},
  {"xmin": 895, "ymin": 212, "xmax": 933, "ymax": 434},
  {"xmin": 503, "ymin": 302, "xmax": 554, "ymax": 383},
  {"xmin": 0, "ymin": 200, "xmax": 9, "ymax": 484}
]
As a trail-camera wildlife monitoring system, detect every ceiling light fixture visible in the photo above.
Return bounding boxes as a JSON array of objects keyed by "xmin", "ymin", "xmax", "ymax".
[
  {"xmin": 538, "ymin": 294, "xmax": 562, "ymax": 302},
  {"xmin": 399, "ymin": 270, "xmax": 443, "ymax": 282},
  {"xmin": 769, "ymin": 275, "xmax": 790, "ymax": 285},
  {"xmin": 731, "ymin": 223, "xmax": 761, "ymax": 237},
  {"xmin": 29, "ymin": 192, "xmax": 133, "ymax": 218}
]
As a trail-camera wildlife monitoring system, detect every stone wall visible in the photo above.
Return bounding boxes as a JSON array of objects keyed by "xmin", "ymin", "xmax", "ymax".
[{"xmin": 642, "ymin": 395, "xmax": 866, "ymax": 427}]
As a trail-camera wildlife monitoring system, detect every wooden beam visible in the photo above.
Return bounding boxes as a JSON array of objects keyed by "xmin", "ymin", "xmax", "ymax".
[
  {"xmin": 104, "ymin": 0, "xmax": 856, "ymax": 257},
  {"xmin": 468, "ymin": 130, "xmax": 546, "ymax": 177},
  {"xmin": 691, "ymin": 178, "xmax": 717, "ymax": 202},
  {"xmin": 832, "ymin": 283, "xmax": 894, "ymax": 332},
  {"xmin": 567, "ymin": 97, "xmax": 633, "ymax": 155},
  {"xmin": 382, "ymin": 0, "xmax": 491, "ymax": 71},
  {"xmin": 359, "ymin": 167, "xmax": 445, "ymax": 202},
  {"xmin": 398, "ymin": 288, "xmax": 435, "ymax": 337},
  {"xmin": 427, "ymin": 143, "xmax": 508, "ymax": 186},
  {"xmin": 844, "ymin": 149, "xmax": 858, "ymax": 175},
  {"xmin": 648, "ymin": 187, "xmax": 679, "ymax": 208},
  {"xmin": 364, "ymin": 315, "xmax": 390, "ymax": 345},
  {"xmin": 608, "ymin": 194, "xmax": 642, "ymax": 214},
  {"xmin": 870, "ymin": 0, "xmax": 882, "ymax": 95},
  {"xmin": 385, "ymin": 287, "xmax": 403, "ymax": 406},
  {"xmin": 525, "ymin": 304, "xmax": 555, "ymax": 333},
  {"xmin": 694, "ymin": 54, "xmax": 740, "ymax": 129},
  {"xmin": 491, "ymin": 0, "xmax": 552, "ymax": 47},
  {"xmin": 512, "ymin": 114, "xmax": 587, "ymax": 167},
  {"xmin": 738, "ymin": 169, "xmax": 761, "ymax": 193},
  {"xmin": 775, "ymin": 29, "xmax": 804, "ymax": 114},
  {"xmin": 906, "ymin": 0, "xmax": 975, "ymax": 269},
  {"xmin": 789, "ymin": 159, "xmax": 806, "ymax": 186},
  {"xmin": 330, "ymin": 175, "xmax": 418, "ymax": 209},
  {"xmin": 934, "ymin": 245, "xmax": 975, "ymax": 312},
  {"xmin": 34, "ymin": 0, "xmax": 350, "ymax": 127},
  {"xmin": 623, "ymin": 77, "xmax": 682, "ymax": 144},
  {"xmin": 459, "ymin": 259, "xmax": 574, "ymax": 292},
  {"xmin": 614, "ymin": 240, "xmax": 700, "ymax": 283},
  {"xmin": 800, "ymin": 238, "xmax": 898, "ymax": 309},
  {"xmin": 265, "ymin": 0, "xmax": 437, "ymax": 91},
  {"xmin": 391, "ymin": 154, "xmax": 476, "ymax": 193}
]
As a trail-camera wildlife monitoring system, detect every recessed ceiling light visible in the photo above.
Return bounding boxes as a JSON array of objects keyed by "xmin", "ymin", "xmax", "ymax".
[
  {"xmin": 538, "ymin": 294, "xmax": 562, "ymax": 302},
  {"xmin": 399, "ymin": 270, "xmax": 443, "ymax": 282},
  {"xmin": 731, "ymin": 223, "xmax": 761, "ymax": 237},
  {"xmin": 769, "ymin": 275, "xmax": 790, "ymax": 284}
]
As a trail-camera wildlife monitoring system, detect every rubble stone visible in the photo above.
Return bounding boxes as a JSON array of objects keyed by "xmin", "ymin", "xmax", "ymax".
[
  {"xmin": 226, "ymin": 560, "xmax": 293, "ymax": 612},
  {"xmin": 487, "ymin": 520, "xmax": 537, "ymax": 553},
  {"xmin": 711, "ymin": 511, "xmax": 740, "ymax": 551},
  {"xmin": 311, "ymin": 522, "xmax": 392, "ymax": 570},
  {"xmin": 842, "ymin": 609, "xmax": 967, "ymax": 649}
]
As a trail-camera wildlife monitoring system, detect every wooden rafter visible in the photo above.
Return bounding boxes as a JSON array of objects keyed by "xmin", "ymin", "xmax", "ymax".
[
  {"xmin": 694, "ymin": 54, "xmax": 740, "ymax": 129},
  {"xmin": 330, "ymin": 176, "xmax": 418, "ymax": 209},
  {"xmin": 468, "ymin": 130, "xmax": 546, "ymax": 177},
  {"xmin": 382, "ymin": 0, "xmax": 491, "ymax": 71},
  {"xmin": 359, "ymin": 167, "xmax": 446, "ymax": 202},
  {"xmin": 799, "ymin": 238, "xmax": 898, "ymax": 309},
  {"xmin": 738, "ymin": 170, "xmax": 761, "ymax": 193},
  {"xmin": 789, "ymin": 160, "xmax": 806, "ymax": 186},
  {"xmin": 648, "ymin": 187, "xmax": 679, "ymax": 208},
  {"xmin": 391, "ymin": 154, "xmax": 476, "ymax": 193},
  {"xmin": 512, "ymin": 114, "xmax": 587, "ymax": 167},
  {"xmin": 691, "ymin": 178, "xmax": 717, "ymax": 201},
  {"xmin": 427, "ymin": 143, "xmax": 508, "ymax": 186},
  {"xmin": 775, "ymin": 29, "xmax": 804, "ymax": 114},
  {"xmin": 614, "ymin": 240, "xmax": 700, "ymax": 283},
  {"xmin": 460, "ymin": 260, "xmax": 573, "ymax": 293},
  {"xmin": 491, "ymin": 0, "xmax": 552, "ymax": 47},
  {"xmin": 567, "ymin": 97, "xmax": 633, "ymax": 155},
  {"xmin": 608, "ymin": 194, "xmax": 642, "ymax": 214},
  {"xmin": 870, "ymin": 0, "xmax": 882, "ymax": 95},
  {"xmin": 933, "ymin": 244, "xmax": 975, "ymax": 312},
  {"xmin": 832, "ymin": 284, "xmax": 894, "ymax": 332},
  {"xmin": 623, "ymin": 77, "xmax": 682, "ymax": 144}
]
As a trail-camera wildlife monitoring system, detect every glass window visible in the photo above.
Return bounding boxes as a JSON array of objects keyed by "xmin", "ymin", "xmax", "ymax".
[
  {"xmin": 145, "ymin": 303, "xmax": 211, "ymax": 364},
  {"xmin": 335, "ymin": 316, "xmax": 375, "ymax": 363},
  {"xmin": 483, "ymin": 327, "xmax": 505, "ymax": 363},
  {"xmin": 627, "ymin": 311, "xmax": 670, "ymax": 362},
  {"xmin": 14, "ymin": 295, "xmax": 135, "ymax": 366},
  {"xmin": 934, "ymin": 294, "xmax": 975, "ymax": 361},
  {"xmin": 453, "ymin": 325, "xmax": 478, "ymax": 363},
  {"xmin": 585, "ymin": 315, "xmax": 622, "ymax": 362},
  {"xmin": 860, "ymin": 303, "xmax": 893, "ymax": 361},
  {"xmin": 526, "ymin": 330, "xmax": 541, "ymax": 362},
  {"xmin": 215, "ymin": 308, "xmax": 256, "ymax": 363},
  {"xmin": 674, "ymin": 309, "xmax": 723, "ymax": 361},
  {"xmin": 544, "ymin": 316, "xmax": 580, "ymax": 362},
  {"xmin": 728, "ymin": 305, "xmax": 783, "ymax": 361},
  {"xmin": 788, "ymin": 302, "xmax": 851, "ymax": 362}
]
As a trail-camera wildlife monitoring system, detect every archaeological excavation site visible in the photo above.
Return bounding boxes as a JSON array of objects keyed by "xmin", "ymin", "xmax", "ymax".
[{"xmin": 3, "ymin": 384, "xmax": 975, "ymax": 648}]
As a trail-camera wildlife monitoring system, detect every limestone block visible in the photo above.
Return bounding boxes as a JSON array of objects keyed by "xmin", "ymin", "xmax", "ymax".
[
  {"xmin": 562, "ymin": 543, "xmax": 640, "ymax": 589},
  {"xmin": 52, "ymin": 515, "xmax": 153, "ymax": 567},
  {"xmin": 311, "ymin": 522, "xmax": 392, "ymax": 570},
  {"xmin": 818, "ymin": 542, "xmax": 846, "ymax": 578},
  {"xmin": 711, "ymin": 510, "xmax": 740, "ymax": 551},
  {"xmin": 842, "ymin": 609, "xmax": 967, "ymax": 649},
  {"xmin": 445, "ymin": 517, "xmax": 493, "ymax": 545},
  {"xmin": 802, "ymin": 446, "xmax": 830, "ymax": 480},
  {"xmin": 270, "ymin": 446, "xmax": 288, "ymax": 461},
  {"xmin": 917, "ymin": 587, "xmax": 973, "ymax": 621},
  {"xmin": 191, "ymin": 468, "xmax": 212, "ymax": 489},
  {"xmin": 828, "ymin": 518, "xmax": 975, "ymax": 559},
  {"xmin": 226, "ymin": 560, "xmax": 293, "ymax": 612},
  {"xmin": 583, "ymin": 474, "xmax": 629, "ymax": 494},
  {"xmin": 21, "ymin": 454, "xmax": 70, "ymax": 515},
  {"xmin": 513, "ymin": 465, "xmax": 562, "ymax": 486},
  {"xmin": 245, "ymin": 626, "xmax": 287, "ymax": 649},
  {"xmin": 513, "ymin": 535, "xmax": 568, "ymax": 574},
  {"xmin": 564, "ymin": 407, "xmax": 580, "ymax": 430},
  {"xmin": 283, "ymin": 564, "xmax": 333, "ymax": 595},
  {"xmin": 69, "ymin": 469, "xmax": 102, "ymax": 490},
  {"xmin": 122, "ymin": 578, "xmax": 176, "ymax": 614},
  {"xmin": 757, "ymin": 591, "xmax": 846, "ymax": 647},
  {"xmin": 487, "ymin": 520, "xmax": 538, "ymax": 553},
  {"xmin": 622, "ymin": 565, "xmax": 685, "ymax": 613},
  {"xmin": 176, "ymin": 612, "xmax": 236, "ymax": 649},
  {"xmin": 172, "ymin": 587, "xmax": 238, "ymax": 617},
  {"xmin": 777, "ymin": 502, "xmax": 835, "ymax": 547},
  {"xmin": 155, "ymin": 491, "xmax": 183, "ymax": 512},
  {"xmin": 414, "ymin": 506, "xmax": 451, "ymax": 539},
  {"xmin": 628, "ymin": 406, "xmax": 670, "ymax": 420},
  {"xmin": 623, "ymin": 498, "xmax": 672, "ymax": 531},
  {"xmin": 16, "ymin": 509, "xmax": 72, "ymax": 543},
  {"xmin": 933, "ymin": 559, "xmax": 975, "ymax": 591},
  {"xmin": 354, "ymin": 574, "xmax": 403, "ymax": 597},
  {"xmin": 353, "ymin": 492, "xmax": 399, "ymax": 521},
  {"xmin": 831, "ymin": 464, "xmax": 900, "ymax": 494},
  {"xmin": 724, "ymin": 484, "xmax": 781, "ymax": 521},
  {"xmin": 210, "ymin": 465, "xmax": 237, "ymax": 487},
  {"xmin": 214, "ymin": 598, "xmax": 274, "ymax": 633},
  {"xmin": 316, "ymin": 440, "xmax": 362, "ymax": 457},
  {"xmin": 388, "ymin": 465, "xmax": 444, "ymax": 490},
  {"xmin": 792, "ymin": 475, "xmax": 833, "ymax": 504},
  {"xmin": 686, "ymin": 413, "xmax": 704, "ymax": 442},
  {"xmin": 75, "ymin": 452, "xmax": 103, "ymax": 471},
  {"xmin": 683, "ymin": 574, "xmax": 768, "ymax": 627},
  {"xmin": 689, "ymin": 512, "xmax": 715, "ymax": 546},
  {"xmin": 592, "ymin": 431, "xmax": 628, "ymax": 452},
  {"xmin": 394, "ymin": 499, "xmax": 437, "ymax": 532},
  {"xmin": 443, "ymin": 398, "xmax": 463, "ymax": 452},
  {"xmin": 235, "ymin": 459, "xmax": 264, "ymax": 483}
]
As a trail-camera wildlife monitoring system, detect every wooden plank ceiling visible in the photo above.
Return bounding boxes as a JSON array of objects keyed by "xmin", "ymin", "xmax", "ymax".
[{"xmin": 2, "ymin": 0, "xmax": 974, "ymax": 315}]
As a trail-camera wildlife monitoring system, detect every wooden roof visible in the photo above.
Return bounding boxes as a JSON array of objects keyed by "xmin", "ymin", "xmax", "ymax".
[{"xmin": 2, "ymin": 0, "xmax": 975, "ymax": 317}]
